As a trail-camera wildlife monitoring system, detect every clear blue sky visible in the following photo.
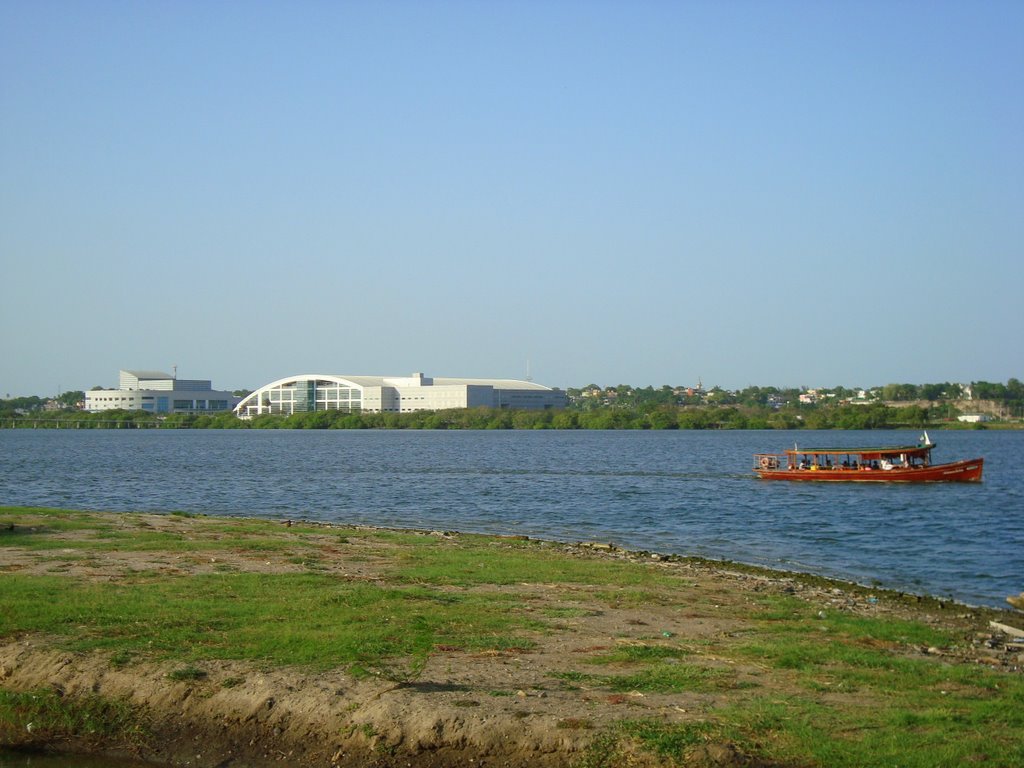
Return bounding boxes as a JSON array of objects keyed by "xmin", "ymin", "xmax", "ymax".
[{"xmin": 2, "ymin": 1, "xmax": 1021, "ymax": 397}]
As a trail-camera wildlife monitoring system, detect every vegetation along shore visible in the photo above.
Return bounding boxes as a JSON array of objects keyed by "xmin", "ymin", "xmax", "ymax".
[
  {"xmin": 3, "ymin": 378, "xmax": 1022, "ymax": 430},
  {"xmin": 2, "ymin": 507, "xmax": 1022, "ymax": 767}
]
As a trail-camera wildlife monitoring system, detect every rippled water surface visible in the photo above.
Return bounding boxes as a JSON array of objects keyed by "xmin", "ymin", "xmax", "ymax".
[{"xmin": 1, "ymin": 428, "xmax": 1021, "ymax": 607}]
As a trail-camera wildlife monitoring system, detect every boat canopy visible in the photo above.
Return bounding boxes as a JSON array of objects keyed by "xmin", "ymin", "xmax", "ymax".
[{"xmin": 784, "ymin": 444, "xmax": 933, "ymax": 461}]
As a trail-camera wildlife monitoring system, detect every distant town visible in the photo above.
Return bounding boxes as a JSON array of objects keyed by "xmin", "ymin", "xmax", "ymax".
[{"xmin": 2, "ymin": 373, "xmax": 1021, "ymax": 430}]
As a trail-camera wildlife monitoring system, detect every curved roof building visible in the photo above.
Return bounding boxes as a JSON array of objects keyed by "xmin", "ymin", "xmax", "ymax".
[{"xmin": 234, "ymin": 372, "xmax": 565, "ymax": 417}]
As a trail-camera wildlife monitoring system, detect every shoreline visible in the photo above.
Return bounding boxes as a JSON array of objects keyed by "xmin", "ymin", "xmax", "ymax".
[{"xmin": 2, "ymin": 507, "xmax": 1023, "ymax": 767}]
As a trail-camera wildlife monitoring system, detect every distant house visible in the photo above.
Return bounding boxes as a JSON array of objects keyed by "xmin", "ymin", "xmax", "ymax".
[{"xmin": 957, "ymin": 413, "xmax": 990, "ymax": 424}]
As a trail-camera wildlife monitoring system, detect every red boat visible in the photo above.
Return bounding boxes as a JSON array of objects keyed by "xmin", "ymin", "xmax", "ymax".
[{"xmin": 753, "ymin": 433, "xmax": 983, "ymax": 483}]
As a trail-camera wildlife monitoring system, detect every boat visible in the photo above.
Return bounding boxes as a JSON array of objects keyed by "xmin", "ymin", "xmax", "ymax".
[{"xmin": 753, "ymin": 432, "xmax": 983, "ymax": 483}]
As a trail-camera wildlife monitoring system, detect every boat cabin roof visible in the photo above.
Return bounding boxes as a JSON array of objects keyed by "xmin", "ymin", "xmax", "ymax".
[{"xmin": 784, "ymin": 444, "xmax": 933, "ymax": 460}]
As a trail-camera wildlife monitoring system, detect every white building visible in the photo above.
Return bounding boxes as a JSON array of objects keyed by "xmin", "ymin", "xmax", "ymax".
[
  {"xmin": 85, "ymin": 370, "xmax": 238, "ymax": 415},
  {"xmin": 957, "ymin": 413, "xmax": 991, "ymax": 424},
  {"xmin": 234, "ymin": 372, "xmax": 566, "ymax": 418}
]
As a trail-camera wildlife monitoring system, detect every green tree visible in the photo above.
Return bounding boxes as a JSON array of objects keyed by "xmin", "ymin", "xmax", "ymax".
[
  {"xmin": 894, "ymin": 405, "xmax": 928, "ymax": 427},
  {"xmin": 1006, "ymin": 378, "xmax": 1023, "ymax": 401},
  {"xmin": 550, "ymin": 410, "xmax": 580, "ymax": 429},
  {"xmin": 56, "ymin": 390, "xmax": 85, "ymax": 408},
  {"xmin": 918, "ymin": 382, "xmax": 949, "ymax": 401},
  {"xmin": 642, "ymin": 407, "xmax": 679, "ymax": 430},
  {"xmin": 881, "ymin": 383, "xmax": 917, "ymax": 402},
  {"xmin": 971, "ymin": 381, "xmax": 1007, "ymax": 401}
]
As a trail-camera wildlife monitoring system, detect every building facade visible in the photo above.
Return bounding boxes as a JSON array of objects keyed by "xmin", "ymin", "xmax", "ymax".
[
  {"xmin": 234, "ymin": 372, "xmax": 566, "ymax": 418},
  {"xmin": 85, "ymin": 370, "xmax": 238, "ymax": 414}
]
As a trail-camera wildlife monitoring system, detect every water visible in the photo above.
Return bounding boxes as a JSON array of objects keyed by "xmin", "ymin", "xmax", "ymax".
[
  {"xmin": 0, "ymin": 750, "xmax": 153, "ymax": 768},
  {"xmin": 1, "ymin": 428, "xmax": 1021, "ymax": 607}
]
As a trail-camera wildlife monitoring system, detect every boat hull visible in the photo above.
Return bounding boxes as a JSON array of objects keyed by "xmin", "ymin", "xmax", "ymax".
[{"xmin": 755, "ymin": 457, "xmax": 983, "ymax": 483}]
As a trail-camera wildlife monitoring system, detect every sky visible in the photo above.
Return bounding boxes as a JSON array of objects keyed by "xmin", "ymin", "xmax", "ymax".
[{"xmin": 2, "ymin": 0, "xmax": 1022, "ymax": 397}]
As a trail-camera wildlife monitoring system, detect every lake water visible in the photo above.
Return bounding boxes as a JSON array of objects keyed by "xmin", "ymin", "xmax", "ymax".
[
  {"xmin": 1, "ymin": 428, "xmax": 1021, "ymax": 607},
  {"xmin": 0, "ymin": 750, "xmax": 152, "ymax": 768}
]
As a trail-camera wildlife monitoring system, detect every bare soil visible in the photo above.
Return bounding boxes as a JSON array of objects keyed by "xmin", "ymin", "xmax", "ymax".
[{"xmin": 1, "ymin": 512, "xmax": 1021, "ymax": 767}]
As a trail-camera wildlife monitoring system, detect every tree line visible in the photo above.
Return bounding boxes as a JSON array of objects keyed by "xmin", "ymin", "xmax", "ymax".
[
  {"xmin": 0, "ymin": 401, "xmax": 1007, "ymax": 431},
  {"xmin": 567, "ymin": 379, "xmax": 1024, "ymax": 409},
  {"xmin": 2, "ymin": 378, "xmax": 1021, "ymax": 430}
]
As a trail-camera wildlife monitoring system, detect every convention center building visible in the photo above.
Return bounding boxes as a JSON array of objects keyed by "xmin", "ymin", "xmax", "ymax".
[
  {"xmin": 234, "ymin": 372, "xmax": 566, "ymax": 418},
  {"xmin": 85, "ymin": 370, "xmax": 238, "ymax": 414}
]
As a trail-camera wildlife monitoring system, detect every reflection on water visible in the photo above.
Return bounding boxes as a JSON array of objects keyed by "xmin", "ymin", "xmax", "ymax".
[{"xmin": 0, "ymin": 749, "xmax": 156, "ymax": 768}]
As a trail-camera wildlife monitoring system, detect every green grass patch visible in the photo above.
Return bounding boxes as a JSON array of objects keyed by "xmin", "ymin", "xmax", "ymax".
[
  {"xmin": 0, "ymin": 688, "xmax": 146, "ymax": 745},
  {"xmin": 0, "ymin": 507, "xmax": 320, "ymax": 556},
  {"xmin": 571, "ymin": 596, "xmax": 1024, "ymax": 766},
  {"xmin": 0, "ymin": 508, "xmax": 116, "ymax": 540},
  {"xmin": 166, "ymin": 665, "xmax": 208, "ymax": 681},
  {"xmin": 579, "ymin": 685, "xmax": 1024, "ymax": 768},
  {"xmin": 556, "ymin": 662, "xmax": 732, "ymax": 694},
  {"xmin": 574, "ymin": 719, "xmax": 719, "ymax": 767},
  {"xmin": 711, "ymin": 690, "xmax": 1024, "ymax": 768},
  {"xmin": 585, "ymin": 643, "xmax": 690, "ymax": 665},
  {"xmin": 603, "ymin": 663, "xmax": 732, "ymax": 693},
  {"xmin": 0, "ymin": 572, "xmax": 532, "ymax": 674},
  {"xmin": 736, "ymin": 595, "xmax": 960, "ymax": 682},
  {"xmin": 390, "ymin": 537, "xmax": 679, "ymax": 588},
  {"xmin": 752, "ymin": 594, "xmax": 955, "ymax": 645}
]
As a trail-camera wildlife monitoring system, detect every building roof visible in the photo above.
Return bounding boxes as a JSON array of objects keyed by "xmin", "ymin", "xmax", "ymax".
[
  {"xmin": 251, "ymin": 374, "xmax": 556, "ymax": 391},
  {"xmin": 121, "ymin": 370, "xmax": 174, "ymax": 380},
  {"xmin": 432, "ymin": 377, "xmax": 553, "ymax": 391}
]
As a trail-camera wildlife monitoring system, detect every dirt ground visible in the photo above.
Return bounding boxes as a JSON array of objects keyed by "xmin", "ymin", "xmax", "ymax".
[{"xmin": 1, "ymin": 512, "xmax": 1022, "ymax": 767}]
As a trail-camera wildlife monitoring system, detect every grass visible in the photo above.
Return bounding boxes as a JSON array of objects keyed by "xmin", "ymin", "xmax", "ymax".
[
  {"xmin": 555, "ymin": 642, "xmax": 734, "ymax": 694},
  {"xmin": 385, "ymin": 533, "xmax": 678, "ymax": 588},
  {"xmin": 571, "ymin": 599, "xmax": 1024, "ymax": 767},
  {"xmin": 578, "ymin": 690, "xmax": 1024, "ymax": 768},
  {"xmin": 574, "ymin": 720, "xmax": 719, "ymax": 768},
  {"xmin": 0, "ymin": 508, "xmax": 539, "ymax": 679},
  {"xmin": 1, "ymin": 507, "xmax": 318, "ymax": 555},
  {"xmin": 1, "ymin": 573, "xmax": 531, "ymax": 674},
  {"xmin": 0, "ymin": 688, "xmax": 147, "ymax": 746},
  {"xmin": 561, "ymin": 592, "xmax": 1024, "ymax": 766},
  {"xmin": 710, "ymin": 690, "xmax": 1024, "ymax": 768},
  {"xmin": 584, "ymin": 643, "xmax": 691, "ymax": 664},
  {"xmin": 166, "ymin": 665, "xmax": 208, "ymax": 681},
  {"xmin": 600, "ymin": 663, "xmax": 732, "ymax": 693}
]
